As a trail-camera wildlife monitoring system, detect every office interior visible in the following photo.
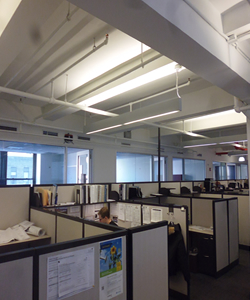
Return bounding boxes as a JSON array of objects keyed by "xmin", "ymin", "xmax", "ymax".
[{"xmin": 0, "ymin": 0, "xmax": 250, "ymax": 300}]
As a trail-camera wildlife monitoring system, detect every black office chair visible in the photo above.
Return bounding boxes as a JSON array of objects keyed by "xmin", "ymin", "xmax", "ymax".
[
  {"xmin": 193, "ymin": 186, "xmax": 201, "ymax": 193},
  {"xmin": 181, "ymin": 186, "xmax": 191, "ymax": 194},
  {"xmin": 159, "ymin": 187, "xmax": 171, "ymax": 196},
  {"xmin": 109, "ymin": 191, "xmax": 119, "ymax": 201}
]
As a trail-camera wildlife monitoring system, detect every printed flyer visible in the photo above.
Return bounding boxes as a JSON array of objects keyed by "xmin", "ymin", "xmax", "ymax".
[{"xmin": 99, "ymin": 237, "xmax": 123, "ymax": 300}]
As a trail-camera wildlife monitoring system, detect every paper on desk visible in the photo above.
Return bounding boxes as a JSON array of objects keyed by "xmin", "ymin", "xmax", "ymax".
[
  {"xmin": 27, "ymin": 225, "xmax": 45, "ymax": 237},
  {"xmin": 18, "ymin": 220, "xmax": 34, "ymax": 231},
  {"xmin": 11, "ymin": 226, "xmax": 30, "ymax": 241},
  {"xmin": 0, "ymin": 228, "xmax": 15, "ymax": 244}
]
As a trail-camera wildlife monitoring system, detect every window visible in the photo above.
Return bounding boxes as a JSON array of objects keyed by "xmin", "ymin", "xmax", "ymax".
[
  {"xmin": 173, "ymin": 158, "xmax": 183, "ymax": 181},
  {"xmin": 116, "ymin": 152, "xmax": 167, "ymax": 183},
  {"xmin": 173, "ymin": 158, "xmax": 205, "ymax": 181},
  {"xmin": 213, "ymin": 162, "xmax": 228, "ymax": 180},
  {"xmin": 184, "ymin": 159, "xmax": 205, "ymax": 180},
  {"xmin": 67, "ymin": 148, "xmax": 91, "ymax": 183},
  {"xmin": 0, "ymin": 140, "xmax": 92, "ymax": 185},
  {"xmin": 153, "ymin": 156, "xmax": 167, "ymax": 181},
  {"xmin": 7, "ymin": 152, "xmax": 33, "ymax": 185}
]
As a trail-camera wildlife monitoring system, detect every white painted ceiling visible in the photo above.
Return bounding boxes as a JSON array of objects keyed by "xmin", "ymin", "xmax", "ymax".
[{"xmin": 0, "ymin": 0, "xmax": 249, "ymax": 156}]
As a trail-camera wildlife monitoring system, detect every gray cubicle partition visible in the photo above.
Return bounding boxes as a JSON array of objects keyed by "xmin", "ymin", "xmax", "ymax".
[
  {"xmin": 0, "ymin": 248, "xmax": 34, "ymax": 300},
  {"xmin": 141, "ymin": 203, "xmax": 189, "ymax": 298},
  {"xmin": 191, "ymin": 196, "xmax": 239, "ymax": 276},
  {"xmin": 223, "ymin": 193, "xmax": 249, "ymax": 247},
  {"xmin": 127, "ymin": 221, "xmax": 169, "ymax": 300},
  {"xmin": 37, "ymin": 230, "xmax": 127, "ymax": 300},
  {"xmin": 214, "ymin": 198, "xmax": 239, "ymax": 273},
  {"xmin": 0, "ymin": 185, "xmax": 30, "ymax": 229},
  {"xmin": 214, "ymin": 200, "xmax": 229, "ymax": 272},
  {"xmin": 30, "ymin": 207, "xmax": 56, "ymax": 243}
]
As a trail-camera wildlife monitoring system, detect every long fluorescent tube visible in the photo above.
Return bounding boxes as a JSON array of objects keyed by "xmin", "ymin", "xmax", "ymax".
[
  {"xmin": 86, "ymin": 124, "xmax": 122, "ymax": 134},
  {"xmin": 186, "ymin": 109, "xmax": 235, "ymax": 122},
  {"xmin": 124, "ymin": 110, "xmax": 179, "ymax": 125},
  {"xmin": 184, "ymin": 143, "xmax": 217, "ymax": 148},
  {"xmin": 219, "ymin": 140, "xmax": 247, "ymax": 145},
  {"xmin": 185, "ymin": 131, "xmax": 207, "ymax": 138},
  {"xmin": 79, "ymin": 62, "xmax": 185, "ymax": 107}
]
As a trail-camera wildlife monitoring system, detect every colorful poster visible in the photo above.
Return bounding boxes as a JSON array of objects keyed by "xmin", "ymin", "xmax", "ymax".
[{"xmin": 99, "ymin": 238, "xmax": 123, "ymax": 300}]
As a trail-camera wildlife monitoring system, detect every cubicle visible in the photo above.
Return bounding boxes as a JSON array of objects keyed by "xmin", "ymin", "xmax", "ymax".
[
  {"xmin": 0, "ymin": 248, "xmax": 34, "ymax": 300},
  {"xmin": 127, "ymin": 221, "xmax": 169, "ymax": 300},
  {"xmin": 190, "ymin": 197, "xmax": 239, "ymax": 276}
]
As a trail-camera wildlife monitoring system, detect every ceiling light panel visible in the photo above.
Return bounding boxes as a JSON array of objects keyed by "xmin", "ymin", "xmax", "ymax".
[
  {"xmin": 85, "ymin": 97, "xmax": 182, "ymax": 134},
  {"xmin": 79, "ymin": 62, "xmax": 185, "ymax": 107}
]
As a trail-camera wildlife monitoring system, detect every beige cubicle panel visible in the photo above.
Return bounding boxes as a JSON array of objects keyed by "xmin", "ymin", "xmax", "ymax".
[
  {"xmin": 0, "ymin": 186, "xmax": 30, "ymax": 229},
  {"xmin": 164, "ymin": 197, "xmax": 191, "ymax": 223},
  {"xmin": 57, "ymin": 216, "xmax": 83, "ymax": 243},
  {"xmin": 181, "ymin": 181, "xmax": 193, "ymax": 191},
  {"xmin": 57, "ymin": 185, "xmax": 76, "ymax": 203},
  {"xmin": 84, "ymin": 223, "xmax": 113, "ymax": 237},
  {"xmin": 192, "ymin": 198, "xmax": 213, "ymax": 228},
  {"xmin": 30, "ymin": 208, "xmax": 56, "ymax": 244},
  {"xmin": 137, "ymin": 182, "xmax": 158, "ymax": 197},
  {"xmin": 161, "ymin": 182, "xmax": 180, "ymax": 194},
  {"xmin": 200, "ymin": 193, "xmax": 222, "ymax": 198}
]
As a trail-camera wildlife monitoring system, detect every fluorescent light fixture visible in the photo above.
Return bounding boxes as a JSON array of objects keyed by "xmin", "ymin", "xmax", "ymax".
[
  {"xmin": 239, "ymin": 157, "xmax": 245, "ymax": 162},
  {"xmin": 185, "ymin": 131, "xmax": 207, "ymax": 138},
  {"xmin": 124, "ymin": 110, "xmax": 179, "ymax": 125},
  {"xmin": 86, "ymin": 124, "xmax": 122, "ymax": 134},
  {"xmin": 219, "ymin": 140, "xmax": 247, "ymax": 145},
  {"xmin": 77, "ymin": 104, "xmax": 118, "ymax": 117},
  {"xmin": 79, "ymin": 62, "xmax": 185, "ymax": 107},
  {"xmin": 186, "ymin": 109, "xmax": 235, "ymax": 122},
  {"xmin": 184, "ymin": 143, "xmax": 217, "ymax": 148}
]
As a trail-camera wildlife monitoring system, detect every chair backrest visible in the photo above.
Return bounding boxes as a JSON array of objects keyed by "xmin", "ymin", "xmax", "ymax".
[
  {"xmin": 159, "ymin": 187, "xmax": 170, "ymax": 196},
  {"xmin": 181, "ymin": 186, "xmax": 191, "ymax": 194},
  {"xmin": 109, "ymin": 191, "xmax": 119, "ymax": 201},
  {"xmin": 193, "ymin": 186, "xmax": 201, "ymax": 193}
]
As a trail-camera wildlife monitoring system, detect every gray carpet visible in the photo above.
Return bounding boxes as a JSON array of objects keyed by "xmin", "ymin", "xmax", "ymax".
[{"xmin": 171, "ymin": 249, "xmax": 250, "ymax": 300}]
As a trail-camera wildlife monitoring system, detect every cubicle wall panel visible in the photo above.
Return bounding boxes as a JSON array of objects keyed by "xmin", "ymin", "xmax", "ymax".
[
  {"xmin": 164, "ymin": 197, "xmax": 191, "ymax": 222},
  {"xmin": 228, "ymin": 199, "xmax": 239, "ymax": 263},
  {"xmin": 137, "ymin": 182, "xmax": 158, "ymax": 197},
  {"xmin": 38, "ymin": 237, "xmax": 127, "ymax": 300},
  {"xmin": 132, "ymin": 226, "xmax": 168, "ymax": 300},
  {"xmin": 84, "ymin": 223, "xmax": 113, "ymax": 237},
  {"xmin": 57, "ymin": 185, "xmax": 75, "ymax": 203},
  {"xmin": 192, "ymin": 199, "xmax": 213, "ymax": 228},
  {"xmin": 214, "ymin": 201, "xmax": 229, "ymax": 272},
  {"xmin": 0, "ymin": 186, "xmax": 29, "ymax": 229},
  {"xmin": 57, "ymin": 216, "xmax": 83, "ymax": 243},
  {"xmin": 161, "ymin": 182, "xmax": 180, "ymax": 194},
  {"xmin": 225, "ymin": 195, "xmax": 250, "ymax": 246},
  {"xmin": 201, "ymin": 193, "xmax": 222, "ymax": 198},
  {"xmin": 0, "ymin": 256, "xmax": 33, "ymax": 300},
  {"xmin": 181, "ymin": 181, "xmax": 192, "ymax": 190},
  {"xmin": 30, "ymin": 209, "xmax": 56, "ymax": 243}
]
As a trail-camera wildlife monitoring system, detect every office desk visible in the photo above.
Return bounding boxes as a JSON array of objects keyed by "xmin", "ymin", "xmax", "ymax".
[
  {"xmin": 0, "ymin": 235, "xmax": 51, "ymax": 254},
  {"xmin": 189, "ymin": 225, "xmax": 215, "ymax": 275}
]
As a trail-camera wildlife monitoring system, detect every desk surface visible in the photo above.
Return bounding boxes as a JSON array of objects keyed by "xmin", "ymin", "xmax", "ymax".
[
  {"xmin": 189, "ymin": 225, "xmax": 213, "ymax": 235},
  {"xmin": 0, "ymin": 235, "xmax": 51, "ymax": 253}
]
